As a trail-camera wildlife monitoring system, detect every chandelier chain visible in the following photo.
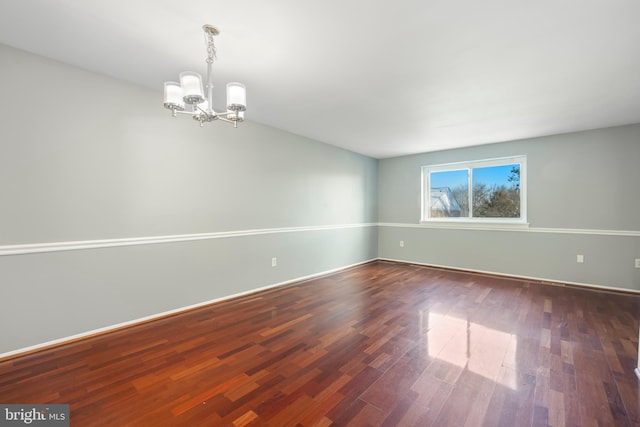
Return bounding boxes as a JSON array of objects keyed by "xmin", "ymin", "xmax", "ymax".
[{"xmin": 205, "ymin": 32, "xmax": 217, "ymax": 65}]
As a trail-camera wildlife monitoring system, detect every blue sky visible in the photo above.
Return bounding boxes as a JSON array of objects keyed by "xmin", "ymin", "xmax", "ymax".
[{"xmin": 430, "ymin": 164, "xmax": 517, "ymax": 189}]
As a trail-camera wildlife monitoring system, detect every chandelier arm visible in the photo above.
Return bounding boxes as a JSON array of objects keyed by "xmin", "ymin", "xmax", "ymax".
[
  {"xmin": 174, "ymin": 109, "xmax": 238, "ymax": 125},
  {"xmin": 216, "ymin": 116, "xmax": 238, "ymax": 128},
  {"xmin": 196, "ymin": 103, "xmax": 216, "ymax": 116},
  {"xmin": 174, "ymin": 110, "xmax": 206, "ymax": 118},
  {"xmin": 173, "ymin": 110, "xmax": 197, "ymax": 117}
]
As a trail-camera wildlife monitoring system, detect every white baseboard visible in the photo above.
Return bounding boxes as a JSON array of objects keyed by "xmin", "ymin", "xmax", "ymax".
[
  {"xmin": 377, "ymin": 257, "xmax": 640, "ymax": 294},
  {"xmin": 0, "ymin": 258, "xmax": 376, "ymax": 360},
  {"xmin": 2, "ymin": 256, "xmax": 636, "ymax": 360}
]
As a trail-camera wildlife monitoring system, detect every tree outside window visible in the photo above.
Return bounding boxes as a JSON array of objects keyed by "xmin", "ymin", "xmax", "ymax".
[{"xmin": 423, "ymin": 157, "xmax": 526, "ymax": 223}]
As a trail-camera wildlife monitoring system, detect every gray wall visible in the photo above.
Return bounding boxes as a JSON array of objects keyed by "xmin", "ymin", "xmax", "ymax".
[
  {"xmin": 379, "ymin": 124, "xmax": 640, "ymax": 291},
  {"xmin": 0, "ymin": 44, "xmax": 378, "ymax": 354}
]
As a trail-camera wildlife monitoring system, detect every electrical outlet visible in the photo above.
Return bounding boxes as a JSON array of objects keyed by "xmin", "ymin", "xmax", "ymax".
[
  {"xmin": 271, "ymin": 257, "xmax": 277, "ymax": 267},
  {"xmin": 635, "ymin": 259, "xmax": 640, "ymax": 269},
  {"xmin": 400, "ymin": 240, "xmax": 404, "ymax": 247},
  {"xmin": 576, "ymin": 254, "xmax": 584, "ymax": 263}
]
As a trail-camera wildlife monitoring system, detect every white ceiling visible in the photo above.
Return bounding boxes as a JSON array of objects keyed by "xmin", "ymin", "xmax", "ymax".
[{"xmin": 1, "ymin": 0, "xmax": 639, "ymax": 158}]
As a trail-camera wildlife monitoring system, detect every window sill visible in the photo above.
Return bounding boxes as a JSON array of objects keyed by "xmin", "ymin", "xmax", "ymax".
[{"xmin": 418, "ymin": 220, "xmax": 530, "ymax": 231}]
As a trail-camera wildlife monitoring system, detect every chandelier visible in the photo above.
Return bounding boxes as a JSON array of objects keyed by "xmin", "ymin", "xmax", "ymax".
[{"xmin": 163, "ymin": 25, "xmax": 246, "ymax": 127}]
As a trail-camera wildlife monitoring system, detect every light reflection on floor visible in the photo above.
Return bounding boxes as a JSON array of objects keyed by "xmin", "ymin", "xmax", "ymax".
[{"xmin": 420, "ymin": 310, "xmax": 518, "ymax": 390}]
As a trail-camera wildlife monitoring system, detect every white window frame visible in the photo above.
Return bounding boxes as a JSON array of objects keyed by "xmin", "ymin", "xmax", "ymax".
[{"xmin": 421, "ymin": 155, "xmax": 527, "ymax": 226}]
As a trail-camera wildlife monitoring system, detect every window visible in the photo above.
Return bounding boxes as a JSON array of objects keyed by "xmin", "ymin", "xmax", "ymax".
[{"xmin": 422, "ymin": 156, "xmax": 526, "ymax": 223}]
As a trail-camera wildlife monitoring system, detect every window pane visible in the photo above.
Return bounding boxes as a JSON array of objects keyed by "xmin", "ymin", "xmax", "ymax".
[
  {"xmin": 430, "ymin": 169, "xmax": 469, "ymax": 217},
  {"xmin": 471, "ymin": 164, "xmax": 520, "ymax": 218}
]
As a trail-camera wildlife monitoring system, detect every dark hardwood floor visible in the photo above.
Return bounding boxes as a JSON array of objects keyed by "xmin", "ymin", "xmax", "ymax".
[{"xmin": 1, "ymin": 261, "xmax": 639, "ymax": 426}]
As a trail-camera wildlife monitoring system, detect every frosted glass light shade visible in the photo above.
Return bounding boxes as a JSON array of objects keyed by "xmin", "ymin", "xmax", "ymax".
[
  {"xmin": 163, "ymin": 82, "xmax": 185, "ymax": 110},
  {"xmin": 226, "ymin": 82, "xmax": 246, "ymax": 111},
  {"xmin": 180, "ymin": 71, "xmax": 205, "ymax": 104}
]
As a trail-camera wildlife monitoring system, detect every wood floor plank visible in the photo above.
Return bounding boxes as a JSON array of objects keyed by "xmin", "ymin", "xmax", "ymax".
[{"xmin": 1, "ymin": 261, "xmax": 639, "ymax": 426}]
